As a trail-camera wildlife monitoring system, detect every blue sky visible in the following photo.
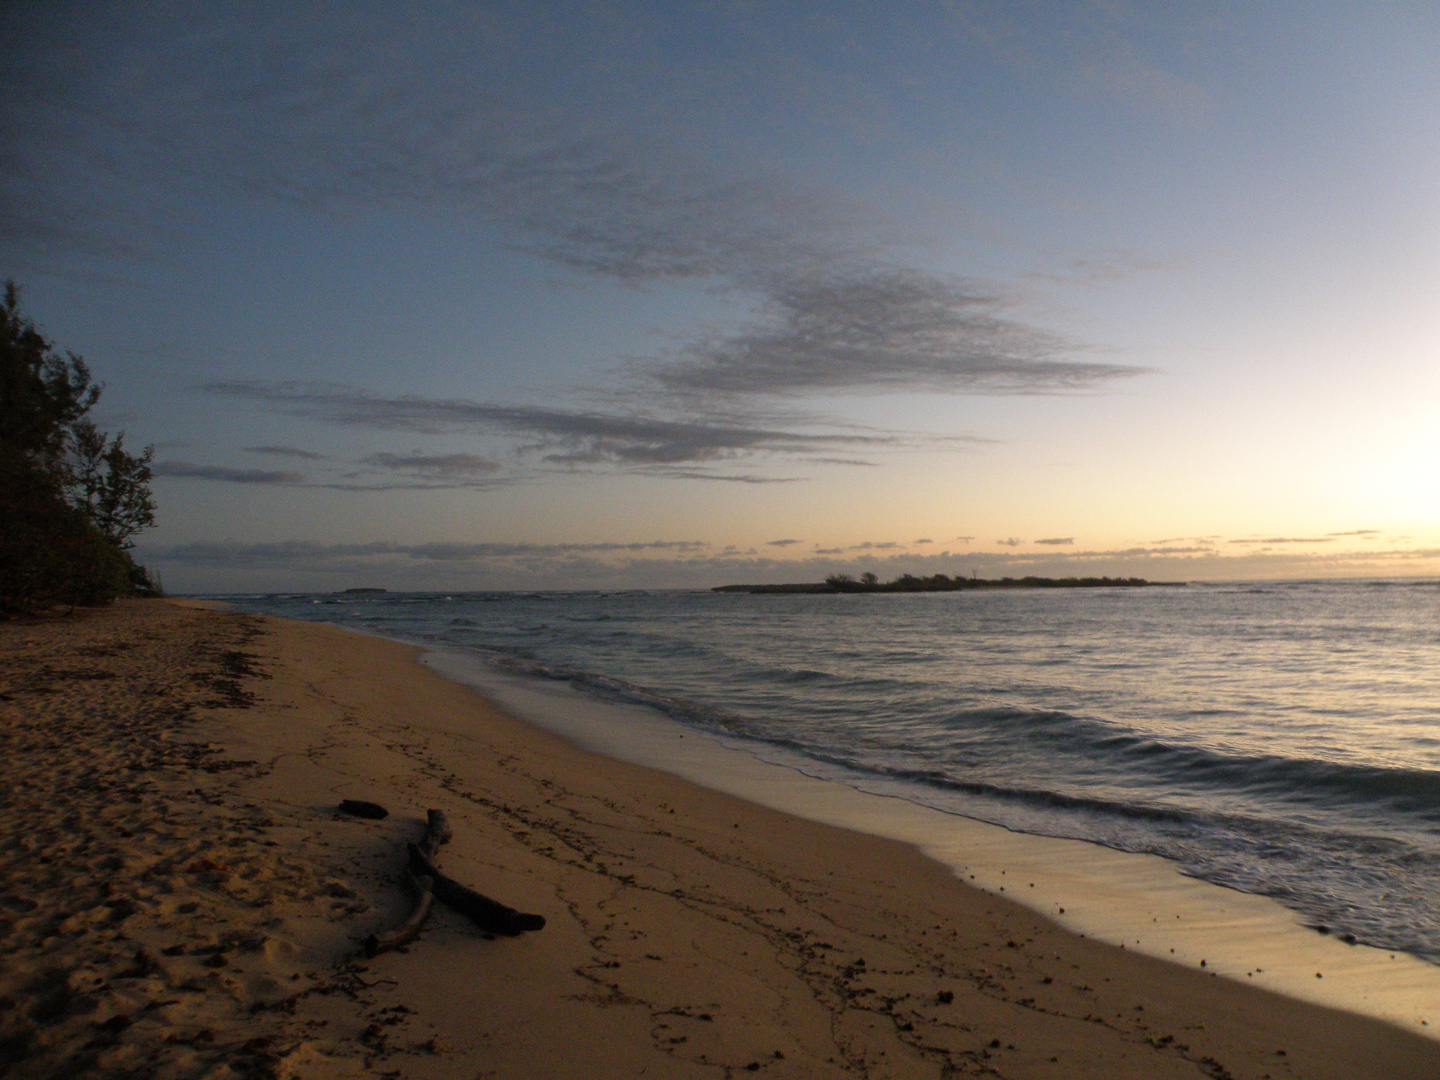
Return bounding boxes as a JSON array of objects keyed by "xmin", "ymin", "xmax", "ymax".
[{"xmin": 6, "ymin": 1, "xmax": 1439, "ymax": 590}]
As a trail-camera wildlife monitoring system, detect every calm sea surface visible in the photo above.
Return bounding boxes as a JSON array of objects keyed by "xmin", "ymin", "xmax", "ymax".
[{"xmin": 220, "ymin": 580, "xmax": 1440, "ymax": 964}]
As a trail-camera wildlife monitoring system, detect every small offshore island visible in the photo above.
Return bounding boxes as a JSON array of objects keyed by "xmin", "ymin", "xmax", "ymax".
[{"xmin": 714, "ymin": 572, "xmax": 1183, "ymax": 594}]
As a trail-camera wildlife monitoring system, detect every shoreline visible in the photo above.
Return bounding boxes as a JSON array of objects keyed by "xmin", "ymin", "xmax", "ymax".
[
  {"xmin": 4, "ymin": 599, "xmax": 1440, "ymax": 1078},
  {"xmin": 426, "ymin": 648, "xmax": 1440, "ymax": 1038}
]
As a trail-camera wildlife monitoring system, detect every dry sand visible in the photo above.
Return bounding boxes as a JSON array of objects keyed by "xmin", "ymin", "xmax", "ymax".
[{"xmin": 3, "ymin": 598, "xmax": 1439, "ymax": 1079}]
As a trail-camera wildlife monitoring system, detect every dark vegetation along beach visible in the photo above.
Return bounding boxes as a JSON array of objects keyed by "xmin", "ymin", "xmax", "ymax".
[
  {"xmin": 1, "ymin": 284, "xmax": 159, "ymax": 616},
  {"xmin": 714, "ymin": 572, "xmax": 1182, "ymax": 593}
]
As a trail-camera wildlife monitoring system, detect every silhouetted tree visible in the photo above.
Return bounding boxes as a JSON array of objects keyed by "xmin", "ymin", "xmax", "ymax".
[
  {"xmin": 68, "ymin": 419, "xmax": 156, "ymax": 547},
  {"xmin": 1, "ymin": 282, "xmax": 158, "ymax": 612}
]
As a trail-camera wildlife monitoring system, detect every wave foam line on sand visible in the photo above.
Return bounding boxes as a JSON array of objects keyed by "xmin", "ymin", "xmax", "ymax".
[{"xmin": 3, "ymin": 598, "xmax": 1439, "ymax": 1079}]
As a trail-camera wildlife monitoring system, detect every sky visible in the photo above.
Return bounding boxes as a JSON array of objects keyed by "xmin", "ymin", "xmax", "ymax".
[{"xmin": 5, "ymin": 0, "xmax": 1439, "ymax": 592}]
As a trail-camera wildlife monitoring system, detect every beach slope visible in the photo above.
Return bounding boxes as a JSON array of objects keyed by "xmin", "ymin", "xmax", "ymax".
[{"xmin": 2, "ymin": 599, "xmax": 1437, "ymax": 1079}]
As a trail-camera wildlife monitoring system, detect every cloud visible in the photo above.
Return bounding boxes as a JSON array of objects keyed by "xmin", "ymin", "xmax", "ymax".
[
  {"xmin": 766, "ymin": 538, "xmax": 803, "ymax": 547},
  {"xmin": 1026, "ymin": 250, "xmax": 1179, "ymax": 288},
  {"xmin": 155, "ymin": 452, "xmax": 513, "ymax": 492},
  {"xmin": 1228, "ymin": 536, "xmax": 1337, "ymax": 545},
  {"xmin": 623, "ymin": 467, "xmax": 803, "ymax": 484},
  {"xmin": 944, "ymin": 2, "xmax": 1214, "ymax": 120},
  {"xmin": 153, "ymin": 461, "xmax": 303, "ymax": 484},
  {"xmin": 316, "ymin": 478, "xmax": 515, "ymax": 493},
  {"xmin": 147, "ymin": 538, "xmax": 710, "ymax": 570},
  {"xmin": 997, "ymin": 537, "xmax": 1023, "ymax": 547},
  {"xmin": 205, "ymin": 381, "xmax": 913, "ymax": 475},
  {"xmin": 1080, "ymin": 55, "xmax": 1211, "ymax": 118},
  {"xmin": 245, "ymin": 445, "xmax": 326, "ymax": 460},
  {"xmin": 650, "ymin": 267, "xmax": 1143, "ymax": 398},
  {"xmin": 8, "ymin": 7, "xmax": 1146, "ymax": 412},
  {"xmin": 1034, "ymin": 537, "xmax": 1074, "ymax": 546},
  {"xmin": 1328, "ymin": 529, "xmax": 1381, "ymax": 538},
  {"xmin": 5, "ymin": 10, "xmax": 840, "ymax": 276},
  {"xmin": 4, "ymin": 10, "xmax": 843, "ymax": 277},
  {"xmin": 360, "ymin": 452, "xmax": 501, "ymax": 478},
  {"xmin": 914, "ymin": 538, "xmax": 932, "ymax": 544},
  {"xmin": 495, "ymin": 145, "xmax": 854, "ymax": 287},
  {"xmin": 286, "ymin": 450, "xmax": 510, "ymax": 491},
  {"xmin": 1098, "ymin": 545, "xmax": 1218, "ymax": 557}
]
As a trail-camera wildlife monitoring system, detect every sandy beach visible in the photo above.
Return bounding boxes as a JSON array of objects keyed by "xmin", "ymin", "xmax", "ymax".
[{"xmin": 3, "ymin": 599, "xmax": 1440, "ymax": 1079}]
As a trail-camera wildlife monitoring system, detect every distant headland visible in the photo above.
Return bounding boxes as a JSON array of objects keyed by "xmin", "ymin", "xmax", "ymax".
[{"xmin": 713, "ymin": 573, "xmax": 1183, "ymax": 594}]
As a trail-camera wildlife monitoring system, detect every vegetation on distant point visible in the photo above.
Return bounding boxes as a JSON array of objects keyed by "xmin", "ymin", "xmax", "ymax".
[
  {"xmin": 714, "ymin": 572, "xmax": 1175, "ymax": 594},
  {"xmin": 1, "ymin": 281, "xmax": 159, "ymax": 613},
  {"xmin": 826, "ymin": 571, "xmax": 1158, "ymax": 592}
]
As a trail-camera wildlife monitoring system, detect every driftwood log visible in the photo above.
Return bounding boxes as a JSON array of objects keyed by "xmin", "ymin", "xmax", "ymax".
[
  {"xmin": 363, "ymin": 809, "xmax": 543, "ymax": 956},
  {"xmin": 407, "ymin": 843, "xmax": 546, "ymax": 936}
]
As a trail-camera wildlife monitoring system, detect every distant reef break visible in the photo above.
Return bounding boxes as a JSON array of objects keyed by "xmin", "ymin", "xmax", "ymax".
[{"xmin": 713, "ymin": 574, "xmax": 1183, "ymax": 594}]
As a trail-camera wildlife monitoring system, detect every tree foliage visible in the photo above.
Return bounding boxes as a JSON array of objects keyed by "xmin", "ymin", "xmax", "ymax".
[{"xmin": 1, "ymin": 282, "xmax": 159, "ymax": 612}]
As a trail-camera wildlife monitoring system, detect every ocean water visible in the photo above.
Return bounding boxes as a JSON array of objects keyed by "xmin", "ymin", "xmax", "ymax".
[{"xmin": 219, "ymin": 579, "xmax": 1440, "ymax": 966}]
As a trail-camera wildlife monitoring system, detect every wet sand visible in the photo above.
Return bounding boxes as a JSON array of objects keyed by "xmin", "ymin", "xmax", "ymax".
[
  {"xmin": 445, "ymin": 655, "xmax": 1440, "ymax": 1037},
  {"xmin": 2, "ymin": 598, "xmax": 1438, "ymax": 1078}
]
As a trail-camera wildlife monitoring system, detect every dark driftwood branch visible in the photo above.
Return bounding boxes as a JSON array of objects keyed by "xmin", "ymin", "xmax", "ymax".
[
  {"xmin": 407, "ymin": 843, "xmax": 546, "ymax": 936},
  {"xmin": 364, "ymin": 808, "xmax": 542, "ymax": 956},
  {"xmin": 419, "ymin": 809, "xmax": 453, "ymax": 858},
  {"xmin": 363, "ymin": 873, "xmax": 434, "ymax": 958},
  {"xmin": 363, "ymin": 810, "xmax": 453, "ymax": 958},
  {"xmin": 339, "ymin": 799, "xmax": 389, "ymax": 820}
]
